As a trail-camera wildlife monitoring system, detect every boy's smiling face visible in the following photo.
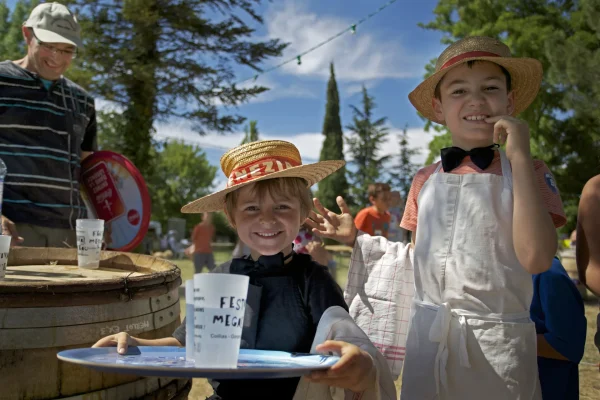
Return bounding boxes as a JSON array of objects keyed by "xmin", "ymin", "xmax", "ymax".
[
  {"xmin": 231, "ymin": 182, "xmax": 303, "ymax": 259},
  {"xmin": 432, "ymin": 61, "xmax": 515, "ymax": 150}
]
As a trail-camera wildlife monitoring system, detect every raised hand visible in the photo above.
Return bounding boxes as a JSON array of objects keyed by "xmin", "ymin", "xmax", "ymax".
[
  {"xmin": 305, "ymin": 196, "xmax": 357, "ymax": 247},
  {"xmin": 485, "ymin": 115, "xmax": 531, "ymax": 162}
]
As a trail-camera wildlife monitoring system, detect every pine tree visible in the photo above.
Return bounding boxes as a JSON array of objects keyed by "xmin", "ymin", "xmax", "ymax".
[
  {"xmin": 389, "ymin": 125, "xmax": 420, "ymax": 199},
  {"xmin": 317, "ymin": 63, "xmax": 349, "ymax": 212},
  {"xmin": 61, "ymin": 0, "xmax": 286, "ymax": 177},
  {"xmin": 346, "ymin": 86, "xmax": 390, "ymax": 211},
  {"xmin": 240, "ymin": 120, "xmax": 260, "ymax": 144}
]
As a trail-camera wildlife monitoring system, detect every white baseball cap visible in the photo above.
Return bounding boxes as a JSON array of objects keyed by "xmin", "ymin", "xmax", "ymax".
[{"xmin": 23, "ymin": 2, "xmax": 83, "ymax": 48}]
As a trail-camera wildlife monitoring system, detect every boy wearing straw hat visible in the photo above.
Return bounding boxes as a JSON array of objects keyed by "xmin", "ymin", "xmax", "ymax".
[
  {"xmin": 93, "ymin": 140, "xmax": 396, "ymax": 399},
  {"xmin": 308, "ymin": 36, "xmax": 566, "ymax": 399}
]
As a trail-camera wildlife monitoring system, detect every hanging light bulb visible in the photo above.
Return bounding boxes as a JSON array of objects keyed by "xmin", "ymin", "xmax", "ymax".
[
  {"xmin": 253, "ymin": 75, "xmax": 258, "ymax": 82},
  {"xmin": 297, "ymin": 56, "xmax": 302, "ymax": 65},
  {"xmin": 351, "ymin": 24, "xmax": 357, "ymax": 34}
]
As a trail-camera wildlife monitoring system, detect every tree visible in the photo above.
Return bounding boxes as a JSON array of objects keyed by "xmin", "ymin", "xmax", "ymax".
[
  {"xmin": 240, "ymin": 120, "xmax": 259, "ymax": 144},
  {"xmin": 62, "ymin": 0, "xmax": 286, "ymax": 177},
  {"xmin": 317, "ymin": 63, "xmax": 349, "ymax": 212},
  {"xmin": 1, "ymin": 0, "xmax": 41, "ymax": 60},
  {"xmin": 346, "ymin": 86, "xmax": 390, "ymax": 210},
  {"xmin": 148, "ymin": 140, "xmax": 217, "ymax": 232},
  {"xmin": 389, "ymin": 126, "xmax": 421, "ymax": 199},
  {"xmin": 420, "ymin": 0, "xmax": 600, "ymax": 232},
  {"xmin": 425, "ymin": 132, "xmax": 453, "ymax": 165}
]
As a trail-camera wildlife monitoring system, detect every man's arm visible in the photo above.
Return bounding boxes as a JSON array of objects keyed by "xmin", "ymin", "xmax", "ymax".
[{"xmin": 577, "ymin": 175, "xmax": 600, "ymax": 296}]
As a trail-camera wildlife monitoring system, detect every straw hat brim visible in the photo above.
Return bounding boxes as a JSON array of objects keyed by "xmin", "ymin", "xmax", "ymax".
[
  {"xmin": 409, "ymin": 56, "xmax": 543, "ymax": 124},
  {"xmin": 181, "ymin": 160, "xmax": 345, "ymax": 214}
]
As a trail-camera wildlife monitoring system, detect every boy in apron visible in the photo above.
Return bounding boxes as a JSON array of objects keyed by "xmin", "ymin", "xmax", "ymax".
[{"xmin": 307, "ymin": 36, "xmax": 566, "ymax": 399}]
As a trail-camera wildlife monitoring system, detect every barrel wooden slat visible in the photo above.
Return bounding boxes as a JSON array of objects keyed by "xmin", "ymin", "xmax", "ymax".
[
  {"xmin": 0, "ymin": 247, "xmax": 189, "ymax": 399},
  {"xmin": 0, "ymin": 289, "xmax": 178, "ymax": 329}
]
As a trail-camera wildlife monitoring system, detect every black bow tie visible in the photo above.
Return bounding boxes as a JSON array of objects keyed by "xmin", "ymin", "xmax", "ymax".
[
  {"xmin": 440, "ymin": 144, "xmax": 498, "ymax": 172},
  {"xmin": 230, "ymin": 251, "xmax": 295, "ymax": 276}
]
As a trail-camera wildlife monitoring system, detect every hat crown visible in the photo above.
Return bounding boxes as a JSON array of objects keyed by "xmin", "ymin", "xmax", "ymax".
[
  {"xmin": 435, "ymin": 36, "xmax": 512, "ymax": 72},
  {"xmin": 25, "ymin": 2, "xmax": 81, "ymax": 41},
  {"xmin": 220, "ymin": 140, "xmax": 302, "ymax": 177}
]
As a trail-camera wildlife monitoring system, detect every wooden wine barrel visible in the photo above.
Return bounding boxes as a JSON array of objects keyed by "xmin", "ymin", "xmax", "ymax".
[{"xmin": 0, "ymin": 247, "xmax": 190, "ymax": 400}]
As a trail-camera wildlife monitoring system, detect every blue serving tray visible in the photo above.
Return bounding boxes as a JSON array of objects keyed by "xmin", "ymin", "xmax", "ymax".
[{"xmin": 57, "ymin": 346, "xmax": 340, "ymax": 379}]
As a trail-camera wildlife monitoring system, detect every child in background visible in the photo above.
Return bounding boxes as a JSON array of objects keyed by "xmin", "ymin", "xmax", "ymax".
[
  {"xmin": 93, "ymin": 140, "xmax": 391, "ymax": 400},
  {"xmin": 531, "ymin": 257, "xmax": 586, "ymax": 400},
  {"xmin": 191, "ymin": 212, "xmax": 216, "ymax": 273},
  {"xmin": 354, "ymin": 183, "xmax": 392, "ymax": 237}
]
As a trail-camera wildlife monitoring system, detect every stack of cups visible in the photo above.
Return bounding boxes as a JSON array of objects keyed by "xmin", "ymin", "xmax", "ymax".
[
  {"xmin": 185, "ymin": 274, "xmax": 249, "ymax": 368},
  {"xmin": 0, "ymin": 235, "xmax": 11, "ymax": 279},
  {"xmin": 76, "ymin": 219, "xmax": 105, "ymax": 269}
]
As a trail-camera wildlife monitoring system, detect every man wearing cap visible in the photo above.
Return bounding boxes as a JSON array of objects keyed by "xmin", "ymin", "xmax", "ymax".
[{"xmin": 0, "ymin": 2, "xmax": 97, "ymax": 247}]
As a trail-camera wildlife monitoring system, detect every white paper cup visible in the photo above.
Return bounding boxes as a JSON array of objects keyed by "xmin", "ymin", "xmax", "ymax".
[
  {"xmin": 76, "ymin": 219, "xmax": 105, "ymax": 269},
  {"xmin": 193, "ymin": 273, "xmax": 249, "ymax": 368},
  {"xmin": 0, "ymin": 235, "xmax": 11, "ymax": 279},
  {"xmin": 185, "ymin": 279, "xmax": 195, "ymax": 361}
]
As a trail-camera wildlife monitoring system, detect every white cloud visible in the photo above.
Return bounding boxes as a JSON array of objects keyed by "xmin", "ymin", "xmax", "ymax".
[
  {"xmin": 239, "ymin": 75, "xmax": 318, "ymax": 104},
  {"xmin": 265, "ymin": 1, "xmax": 428, "ymax": 81},
  {"xmin": 343, "ymin": 80, "xmax": 380, "ymax": 97},
  {"xmin": 154, "ymin": 121, "xmax": 435, "ymax": 167},
  {"xmin": 95, "ymin": 98, "xmax": 123, "ymax": 113}
]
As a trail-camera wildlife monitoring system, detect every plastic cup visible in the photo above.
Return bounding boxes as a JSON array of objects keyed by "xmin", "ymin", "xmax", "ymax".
[
  {"xmin": 76, "ymin": 219, "xmax": 105, "ymax": 269},
  {"xmin": 185, "ymin": 279, "xmax": 195, "ymax": 361},
  {"xmin": 193, "ymin": 273, "xmax": 249, "ymax": 368},
  {"xmin": 0, "ymin": 235, "xmax": 11, "ymax": 279}
]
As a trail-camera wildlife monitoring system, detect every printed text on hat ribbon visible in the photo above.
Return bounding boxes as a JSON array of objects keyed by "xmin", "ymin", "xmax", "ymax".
[{"xmin": 227, "ymin": 156, "xmax": 301, "ymax": 187}]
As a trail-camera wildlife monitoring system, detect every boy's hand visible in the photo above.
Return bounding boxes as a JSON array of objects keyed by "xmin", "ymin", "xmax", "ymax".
[
  {"xmin": 306, "ymin": 340, "xmax": 376, "ymax": 393},
  {"xmin": 92, "ymin": 332, "xmax": 139, "ymax": 354},
  {"xmin": 305, "ymin": 196, "xmax": 357, "ymax": 247},
  {"xmin": 485, "ymin": 116, "xmax": 532, "ymax": 162}
]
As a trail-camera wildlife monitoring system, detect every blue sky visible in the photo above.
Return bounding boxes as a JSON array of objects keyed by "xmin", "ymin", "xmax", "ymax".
[{"xmin": 9, "ymin": 0, "xmax": 447, "ymax": 188}]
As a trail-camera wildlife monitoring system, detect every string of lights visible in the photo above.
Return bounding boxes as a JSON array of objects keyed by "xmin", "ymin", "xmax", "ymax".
[{"xmin": 235, "ymin": 0, "xmax": 400, "ymax": 85}]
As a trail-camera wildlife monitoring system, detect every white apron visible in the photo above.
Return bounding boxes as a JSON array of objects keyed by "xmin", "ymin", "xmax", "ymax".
[{"xmin": 400, "ymin": 150, "xmax": 541, "ymax": 400}]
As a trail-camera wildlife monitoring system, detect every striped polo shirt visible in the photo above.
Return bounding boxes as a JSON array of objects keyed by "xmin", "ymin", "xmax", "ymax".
[{"xmin": 0, "ymin": 61, "xmax": 97, "ymax": 229}]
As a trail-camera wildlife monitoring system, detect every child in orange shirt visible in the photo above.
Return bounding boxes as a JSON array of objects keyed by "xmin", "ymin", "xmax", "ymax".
[{"xmin": 354, "ymin": 183, "xmax": 392, "ymax": 237}]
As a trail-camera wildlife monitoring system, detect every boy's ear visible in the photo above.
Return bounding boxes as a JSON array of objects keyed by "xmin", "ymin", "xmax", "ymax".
[
  {"xmin": 432, "ymin": 97, "xmax": 444, "ymax": 123},
  {"xmin": 368, "ymin": 195, "xmax": 376, "ymax": 205},
  {"xmin": 506, "ymin": 91, "xmax": 515, "ymax": 115}
]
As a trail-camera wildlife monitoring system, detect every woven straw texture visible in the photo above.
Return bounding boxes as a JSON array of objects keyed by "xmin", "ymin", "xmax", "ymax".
[
  {"xmin": 181, "ymin": 140, "xmax": 345, "ymax": 213},
  {"xmin": 408, "ymin": 36, "xmax": 543, "ymax": 124}
]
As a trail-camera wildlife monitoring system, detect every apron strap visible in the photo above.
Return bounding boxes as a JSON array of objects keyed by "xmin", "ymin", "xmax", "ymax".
[{"xmin": 416, "ymin": 299, "xmax": 530, "ymax": 395}]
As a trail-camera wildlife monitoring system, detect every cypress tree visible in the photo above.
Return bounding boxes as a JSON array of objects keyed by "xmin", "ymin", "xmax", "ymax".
[{"xmin": 317, "ymin": 63, "xmax": 349, "ymax": 211}]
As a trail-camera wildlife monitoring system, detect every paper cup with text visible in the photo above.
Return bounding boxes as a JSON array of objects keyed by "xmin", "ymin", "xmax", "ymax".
[
  {"xmin": 76, "ymin": 219, "xmax": 105, "ymax": 269},
  {"xmin": 193, "ymin": 273, "xmax": 249, "ymax": 368},
  {"xmin": 0, "ymin": 235, "xmax": 11, "ymax": 279}
]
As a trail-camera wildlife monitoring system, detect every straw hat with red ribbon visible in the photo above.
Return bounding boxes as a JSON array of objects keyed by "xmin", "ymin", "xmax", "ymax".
[
  {"xmin": 181, "ymin": 140, "xmax": 345, "ymax": 213},
  {"xmin": 409, "ymin": 36, "xmax": 543, "ymax": 124}
]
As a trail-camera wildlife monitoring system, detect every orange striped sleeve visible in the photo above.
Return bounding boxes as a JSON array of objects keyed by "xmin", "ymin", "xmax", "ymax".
[
  {"xmin": 400, "ymin": 164, "xmax": 439, "ymax": 232},
  {"xmin": 533, "ymin": 160, "xmax": 566, "ymax": 228}
]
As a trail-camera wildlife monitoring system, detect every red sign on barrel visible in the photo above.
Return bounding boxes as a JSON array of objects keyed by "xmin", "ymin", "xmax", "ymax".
[{"xmin": 81, "ymin": 151, "xmax": 151, "ymax": 252}]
